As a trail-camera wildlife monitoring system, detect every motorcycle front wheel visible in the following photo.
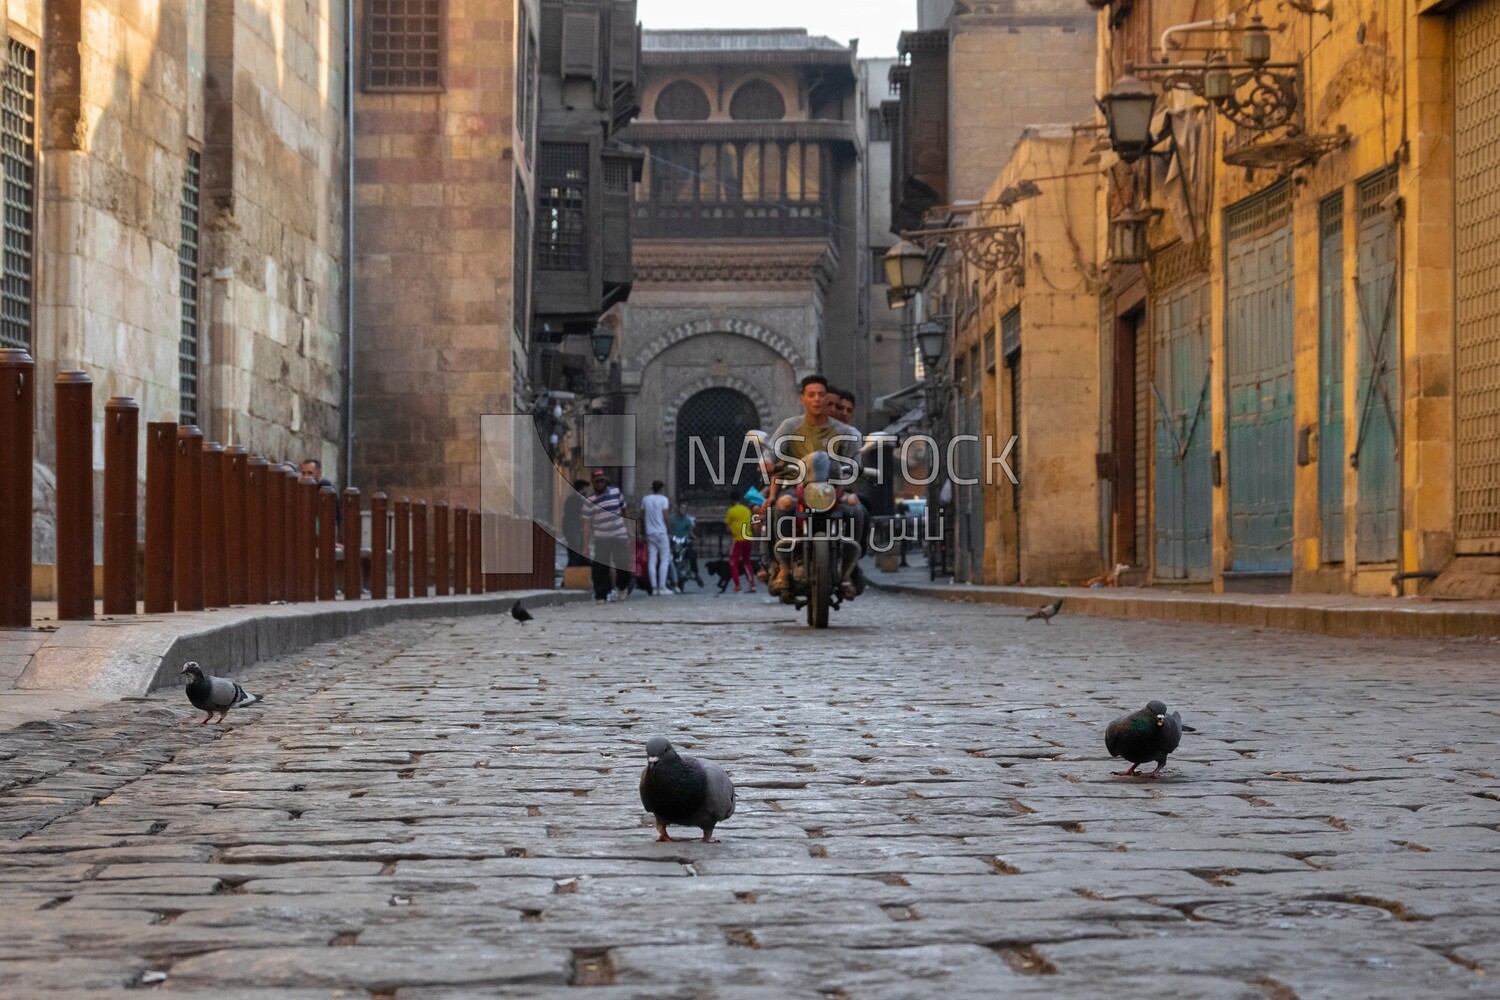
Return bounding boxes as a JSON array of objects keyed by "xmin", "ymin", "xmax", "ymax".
[{"xmin": 807, "ymin": 542, "xmax": 832, "ymax": 629}]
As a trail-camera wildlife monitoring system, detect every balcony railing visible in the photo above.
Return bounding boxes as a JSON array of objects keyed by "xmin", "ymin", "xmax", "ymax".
[{"xmin": 633, "ymin": 199, "xmax": 832, "ymax": 240}]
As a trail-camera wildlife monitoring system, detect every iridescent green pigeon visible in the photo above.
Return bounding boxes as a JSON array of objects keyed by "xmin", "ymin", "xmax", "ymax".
[{"xmin": 1105, "ymin": 700, "xmax": 1196, "ymax": 777}]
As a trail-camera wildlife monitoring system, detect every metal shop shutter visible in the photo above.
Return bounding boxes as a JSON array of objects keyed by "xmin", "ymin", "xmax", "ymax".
[{"xmin": 1455, "ymin": 0, "xmax": 1500, "ymax": 551}]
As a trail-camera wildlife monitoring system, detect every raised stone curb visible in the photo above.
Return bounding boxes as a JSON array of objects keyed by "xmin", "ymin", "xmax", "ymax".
[
  {"xmin": 8, "ymin": 590, "xmax": 587, "ymax": 701},
  {"xmin": 872, "ymin": 579, "xmax": 1500, "ymax": 640}
]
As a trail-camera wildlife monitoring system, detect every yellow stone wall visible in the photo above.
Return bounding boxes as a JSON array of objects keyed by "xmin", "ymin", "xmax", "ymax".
[
  {"xmin": 956, "ymin": 129, "xmax": 1103, "ymax": 586},
  {"xmin": 1098, "ymin": 0, "xmax": 1458, "ymax": 595}
]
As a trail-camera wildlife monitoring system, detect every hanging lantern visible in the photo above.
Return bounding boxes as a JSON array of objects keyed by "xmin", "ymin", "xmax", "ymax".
[
  {"xmin": 1203, "ymin": 59, "xmax": 1233, "ymax": 102},
  {"xmin": 1241, "ymin": 14, "xmax": 1273, "ymax": 66},
  {"xmin": 884, "ymin": 241, "xmax": 930, "ymax": 300},
  {"xmin": 1109, "ymin": 210, "xmax": 1151, "ymax": 265},
  {"xmin": 1098, "ymin": 74, "xmax": 1158, "ymax": 164},
  {"xmin": 590, "ymin": 325, "xmax": 616, "ymax": 363},
  {"xmin": 916, "ymin": 321, "xmax": 948, "ymax": 366}
]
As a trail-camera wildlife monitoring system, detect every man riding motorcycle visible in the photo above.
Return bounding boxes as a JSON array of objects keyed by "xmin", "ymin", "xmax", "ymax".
[{"xmin": 761, "ymin": 375, "xmax": 863, "ymax": 598}]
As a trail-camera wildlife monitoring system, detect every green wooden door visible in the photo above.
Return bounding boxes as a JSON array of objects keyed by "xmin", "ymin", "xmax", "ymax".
[
  {"xmin": 1224, "ymin": 182, "xmax": 1296, "ymax": 574},
  {"xmin": 1354, "ymin": 168, "xmax": 1401, "ymax": 563}
]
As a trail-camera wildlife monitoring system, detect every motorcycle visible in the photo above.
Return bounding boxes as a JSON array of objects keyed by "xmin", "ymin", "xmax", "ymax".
[
  {"xmin": 669, "ymin": 531, "xmax": 701, "ymax": 590},
  {"xmin": 751, "ymin": 436, "xmax": 865, "ymax": 629}
]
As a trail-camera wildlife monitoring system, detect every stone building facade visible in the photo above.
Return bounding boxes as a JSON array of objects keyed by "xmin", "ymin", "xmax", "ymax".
[
  {"xmin": 612, "ymin": 30, "xmax": 865, "ymax": 505},
  {"xmin": 8, "ymin": 0, "xmax": 350, "ymax": 563},
  {"xmin": 351, "ymin": 0, "xmax": 535, "ymax": 506},
  {"xmin": 1087, "ymin": 0, "xmax": 1489, "ymax": 597}
]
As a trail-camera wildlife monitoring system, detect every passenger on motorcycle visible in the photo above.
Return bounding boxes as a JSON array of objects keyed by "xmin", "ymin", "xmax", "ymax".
[{"xmin": 762, "ymin": 375, "xmax": 862, "ymax": 598}]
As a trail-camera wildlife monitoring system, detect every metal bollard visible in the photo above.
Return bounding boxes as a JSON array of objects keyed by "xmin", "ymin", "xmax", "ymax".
[
  {"xmin": 393, "ymin": 497, "xmax": 411, "ymax": 599},
  {"xmin": 317, "ymin": 484, "xmax": 337, "ymax": 601},
  {"xmin": 370, "ymin": 492, "xmax": 389, "ymax": 600},
  {"xmin": 283, "ymin": 467, "xmax": 301, "ymax": 601},
  {"xmin": 413, "ymin": 500, "xmax": 429, "ymax": 597},
  {"xmin": 296, "ymin": 475, "xmax": 316, "ymax": 601},
  {"xmin": 200, "ymin": 442, "xmax": 227, "ymax": 608},
  {"xmin": 471, "ymin": 510, "xmax": 484, "ymax": 593},
  {"xmin": 342, "ymin": 487, "xmax": 361, "ymax": 600},
  {"xmin": 174, "ymin": 425, "xmax": 207, "ymax": 611},
  {"xmin": 246, "ymin": 456, "xmax": 268, "ymax": 604},
  {"xmin": 103, "ymin": 396, "xmax": 139, "ymax": 616},
  {"xmin": 0, "ymin": 349, "xmax": 33, "ymax": 627},
  {"xmin": 433, "ymin": 501, "xmax": 450, "ymax": 597},
  {"xmin": 143, "ymin": 421, "xmax": 176, "ymax": 613},
  {"xmin": 453, "ymin": 505, "xmax": 469, "ymax": 596},
  {"xmin": 174, "ymin": 426, "xmax": 205, "ymax": 611},
  {"xmin": 265, "ymin": 463, "xmax": 286, "ymax": 602},
  {"xmin": 224, "ymin": 446, "xmax": 247, "ymax": 605},
  {"xmin": 54, "ymin": 371, "xmax": 94, "ymax": 621}
]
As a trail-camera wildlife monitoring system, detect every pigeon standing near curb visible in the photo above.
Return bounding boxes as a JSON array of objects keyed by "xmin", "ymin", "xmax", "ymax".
[
  {"xmin": 1105, "ymin": 699, "xmax": 1196, "ymax": 777},
  {"xmin": 511, "ymin": 601, "xmax": 534, "ymax": 624},
  {"xmin": 181, "ymin": 662, "xmax": 260, "ymax": 726},
  {"xmin": 639, "ymin": 736, "xmax": 736, "ymax": 843},
  {"xmin": 1025, "ymin": 598, "xmax": 1064, "ymax": 624}
]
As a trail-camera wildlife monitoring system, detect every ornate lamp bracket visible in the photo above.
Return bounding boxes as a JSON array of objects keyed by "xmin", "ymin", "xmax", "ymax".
[
  {"xmin": 901, "ymin": 222, "xmax": 1025, "ymax": 278},
  {"xmin": 1127, "ymin": 58, "xmax": 1302, "ymax": 135}
]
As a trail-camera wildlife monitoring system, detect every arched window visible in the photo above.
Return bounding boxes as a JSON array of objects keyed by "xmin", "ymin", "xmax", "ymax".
[
  {"xmin": 729, "ymin": 79, "xmax": 786, "ymax": 121},
  {"xmin": 654, "ymin": 80, "xmax": 711, "ymax": 121},
  {"xmin": 676, "ymin": 388, "xmax": 762, "ymax": 506}
]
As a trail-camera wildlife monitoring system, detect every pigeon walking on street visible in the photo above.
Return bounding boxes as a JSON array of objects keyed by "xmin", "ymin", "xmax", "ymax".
[
  {"xmin": 181, "ymin": 662, "xmax": 260, "ymax": 726},
  {"xmin": 1025, "ymin": 598, "xmax": 1064, "ymax": 624},
  {"xmin": 511, "ymin": 601, "xmax": 534, "ymax": 624},
  {"xmin": 1105, "ymin": 699, "xmax": 1196, "ymax": 777},
  {"xmin": 639, "ymin": 736, "xmax": 736, "ymax": 843}
]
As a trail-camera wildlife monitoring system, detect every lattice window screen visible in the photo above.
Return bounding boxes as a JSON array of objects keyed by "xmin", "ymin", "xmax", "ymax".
[
  {"xmin": 536, "ymin": 144, "xmax": 589, "ymax": 271},
  {"xmin": 179, "ymin": 150, "xmax": 202, "ymax": 426},
  {"xmin": 1, "ymin": 40, "xmax": 35, "ymax": 352},
  {"xmin": 366, "ymin": 0, "xmax": 445, "ymax": 91}
]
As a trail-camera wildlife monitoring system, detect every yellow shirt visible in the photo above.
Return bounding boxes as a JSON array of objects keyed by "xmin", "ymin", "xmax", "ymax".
[{"xmin": 724, "ymin": 503, "xmax": 753, "ymax": 542}]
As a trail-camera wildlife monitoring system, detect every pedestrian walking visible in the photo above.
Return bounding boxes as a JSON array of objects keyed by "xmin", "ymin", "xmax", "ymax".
[
  {"xmin": 584, "ymin": 469, "xmax": 632, "ymax": 602},
  {"xmin": 724, "ymin": 490, "xmax": 756, "ymax": 593},
  {"xmin": 641, "ymin": 480, "xmax": 673, "ymax": 594}
]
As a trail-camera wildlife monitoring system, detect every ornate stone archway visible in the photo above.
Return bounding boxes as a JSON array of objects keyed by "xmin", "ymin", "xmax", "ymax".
[
  {"xmin": 662, "ymin": 373, "xmax": 775, "ymax": 445},
  {"xmin": 635, "ymin": 317, "xmax": 809, "ymax": 374}
]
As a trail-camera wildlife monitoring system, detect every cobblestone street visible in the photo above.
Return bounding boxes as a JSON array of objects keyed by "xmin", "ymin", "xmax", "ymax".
[{"xmin": 0, "ymin": 590, "xmax": 1497, "ymax": 998}]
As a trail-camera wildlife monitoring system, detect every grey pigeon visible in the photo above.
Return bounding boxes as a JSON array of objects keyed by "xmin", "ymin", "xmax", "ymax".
[
  {"xmin": 1025, "ymin": 598, "xmax": 1064, "ymax": 623},
  {"xmin": 181, "ymin": 662, "xmax": 260, "ymax": 726},
  {"xmin": 638, "ymin": 736, "xmax": 736, "ymax": 843},
  {"xmin": 1105, "ymin": 699, "xmax": 1196, "ymax": 777},
  {"xmin": 511, "ymin": 601, "xmax": 533, "ymax": 623}
]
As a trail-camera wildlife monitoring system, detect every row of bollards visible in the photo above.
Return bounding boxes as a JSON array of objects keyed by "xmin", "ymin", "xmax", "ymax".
[{"xmin": 0, "ymin": 350, "xmax": 556, "ymax": 628}]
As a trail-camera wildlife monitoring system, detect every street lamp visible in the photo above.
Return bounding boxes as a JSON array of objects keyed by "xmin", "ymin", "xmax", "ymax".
[
  {"xmin": 884, "ymin": 240, "xmax": 930, "ymax": 304},
  {"xmin": 590, "ymin": 325, "xmax": 616, "ymax": 363},
  {"xmin": 916, "ymin": 321, "xmax": 948, "ymax": 367},
  {"xmin": 1108, "ymin": 209, "xmax": 1151, "ymax": 265},
  {"xmin": 1098, "ymin": 73, "xmax": 1159, "ymax": 164}
]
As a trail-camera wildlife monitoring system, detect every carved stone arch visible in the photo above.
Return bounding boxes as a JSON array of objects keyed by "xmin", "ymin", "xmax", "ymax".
[
  {"xmin": 636, "ymin": 317, "xmax": 808, "ymax": 372},
  {"xmin": 662, "ymin": 373, "xmax": 775, "ymax": 445}
]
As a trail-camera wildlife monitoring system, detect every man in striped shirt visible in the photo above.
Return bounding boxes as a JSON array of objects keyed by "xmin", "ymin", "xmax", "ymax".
[{"xmin": 584, "ymin": 469, "xmax": 633, "ymax": 602}]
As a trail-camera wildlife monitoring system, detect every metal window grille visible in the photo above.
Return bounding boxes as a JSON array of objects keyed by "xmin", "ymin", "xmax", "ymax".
[
  {"xmin": 536, "ymin": 144, "xmax": 589, "ymax": 271},
  {"xmin": 603, "ymin": 158, "xmax": 631, "ymax": 194},
  {"xmin": 365, "ymin": 0, "xmax": 445, "ymax": 92},
  {"xmin": 518, "ymin": 6, "xmax": 538, "ymax": 165},
  {"xmin": 729, "ymin": 80, "xmax": 786, "ymax": 121},
  {"xmin": 674, "ymin": 387, "xmax": 761, "ymax": 506},
  {"xmin": 179, "ymin": 150, "xmax": 202, "ymax": 426},
  {"xmin": 513, "ymin": 174, "xmax": 531, "ymax": 339},
  {"xmin": 654, "ymin": 80, "xmax": 710, "ymax": 121},
  {"xmin": 1, "ymin": 40, "xmax": 36, "ymax": 352}
]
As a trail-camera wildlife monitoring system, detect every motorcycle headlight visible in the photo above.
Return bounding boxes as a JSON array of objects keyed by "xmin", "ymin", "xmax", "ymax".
[{"xmin": 803, "ymin": 482, "xmax": 837, "ymax": 512}]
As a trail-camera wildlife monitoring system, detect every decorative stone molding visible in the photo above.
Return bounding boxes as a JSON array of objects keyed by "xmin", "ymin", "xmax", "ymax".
[
  {"xmin": 635, "ymin": 316, "xmax": 808, "ymax": 372},
  {"xmin": 661, "ymin": 372, "xmax": 776, "ymax": 444}
]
